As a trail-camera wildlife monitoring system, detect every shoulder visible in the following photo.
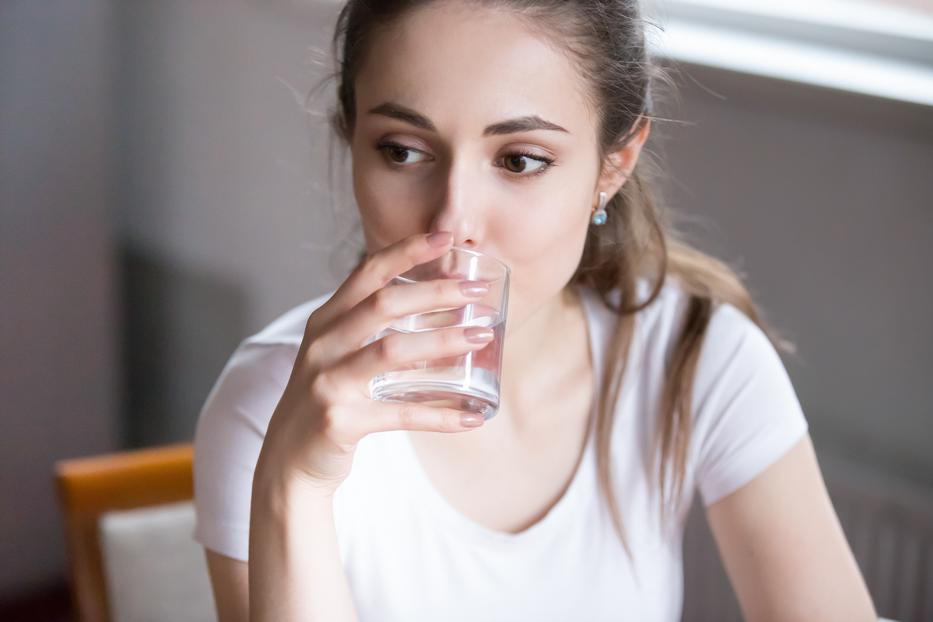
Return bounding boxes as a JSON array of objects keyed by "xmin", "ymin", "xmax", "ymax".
[
  {"xmin": 596, "ymin": 276, "xmax": 800, "ymax": 436},
  {"xmin": 192, "ymin": 288, "xmax": 337, "ymax": 559},
  {"xmin": 583, "ymin": 276, "xmax": 781, "ymax": 374},
  {"xmin": 586, "ymin": 277, "xmax": 806, "ymax": 506},
  {"xmin": 636, "ymin": 277, "xmax": 808, "ymax": 506},
  {"xmin": 627, "ymin": 276, "xmax": 775, "ymax": 368},
  {"xmin": 243, "ymin": 289, "xmax": 336, "ymax": 348},
  {"xmin": 206, "ymin": 287, "xmax": 335, "ymax": 409},
  {"xmin": 194, "ymin": 289, "xmax": 336, "ymax": 444}
]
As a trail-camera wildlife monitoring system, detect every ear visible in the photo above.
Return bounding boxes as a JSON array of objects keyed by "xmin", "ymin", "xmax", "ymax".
[{"xmin": 595, "ymin": 117, "xmax": 651, "ymax": 198}]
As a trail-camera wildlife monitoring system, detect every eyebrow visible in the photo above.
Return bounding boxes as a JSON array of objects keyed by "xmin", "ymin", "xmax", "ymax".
[{"xmin": 367, "ymin": 102, "xmax": 569, "ymax": 136}]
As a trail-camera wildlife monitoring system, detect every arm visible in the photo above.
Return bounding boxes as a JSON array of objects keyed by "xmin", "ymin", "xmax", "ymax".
[
  {"xmin": 198, "ymin": 232, "xmax": 482, "ymax": 621},
  {"xmin": 247, "ymin": 474, "xmax": 359, "ymax": 622},
  {"xmin": 706, "ymin": 434, "xmax": 877, "ymax": 622},
  {"xmin": 205, "ymin": 550, "xmax": 249, "ymax": 622}
]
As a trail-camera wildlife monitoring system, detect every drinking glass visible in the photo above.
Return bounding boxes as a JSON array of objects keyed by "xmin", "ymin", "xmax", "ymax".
[{"xmin": 366, "ymin": 246, "xmax": 510, "ymax": 420}]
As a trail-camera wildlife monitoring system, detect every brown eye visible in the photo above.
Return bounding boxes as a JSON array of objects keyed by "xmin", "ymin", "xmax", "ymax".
[
  {"xmin": 504, "ymin": 155, "xmax": 527, "ymax": 173},
  {"xmin": 501, "ymin": 152, "xmax": 553, "ymax": 176},
  {"xmin": 377, "ymin": 142, "xmax": 430, "ymax": 166},
  {"xmin": 387, "ymin": 146, "xmax": 409, "ymax": 163}
]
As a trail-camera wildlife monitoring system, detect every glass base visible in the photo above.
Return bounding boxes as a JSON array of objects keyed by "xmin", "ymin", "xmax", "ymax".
[{"xmin": 372, "ymin": 382, "xmax": 499, "ymax": 420}]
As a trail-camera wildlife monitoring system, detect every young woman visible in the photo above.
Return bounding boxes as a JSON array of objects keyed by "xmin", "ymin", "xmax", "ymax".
[{"xmin": 193, "ymin": 1, "xmax": 877, "ymax": 620}]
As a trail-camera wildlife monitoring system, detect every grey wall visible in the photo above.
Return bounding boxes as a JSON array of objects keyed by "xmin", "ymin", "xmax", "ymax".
[
  {"xmin": 651, "ymin": 66, "xmax": 933, "ymax": 486},
  {"xmin": 113, "ymin": 0, "xmax": 352, "ymax": 446},
  {"xmin": 0, "ymin": 0, "xmax": 121, "ymax": 600},
  {"xmin": 2, "ymin": 0, "xmax": 930, "ymax": 601}
]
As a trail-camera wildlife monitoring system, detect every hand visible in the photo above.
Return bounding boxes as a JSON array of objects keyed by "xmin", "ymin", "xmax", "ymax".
[{"xmin": 254, "ymin": 231, "xmax": 493, "ymax": 498}]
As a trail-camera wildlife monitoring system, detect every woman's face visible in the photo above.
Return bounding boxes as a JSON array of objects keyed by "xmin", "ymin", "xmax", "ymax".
[{"xmin": 350, "ymin": 2, "xmax": 644, "ymax": 326}]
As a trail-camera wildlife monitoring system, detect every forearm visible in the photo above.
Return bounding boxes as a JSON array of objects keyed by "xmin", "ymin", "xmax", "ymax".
[{"xmin": 248, "ymin": 476, "xmax": 359, "ymax": 622}]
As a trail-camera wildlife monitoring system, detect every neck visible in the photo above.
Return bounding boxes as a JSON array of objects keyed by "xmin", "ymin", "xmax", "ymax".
[{"xmin": 496, "ymin": 285, "xmax": 585, "ymax": 431}]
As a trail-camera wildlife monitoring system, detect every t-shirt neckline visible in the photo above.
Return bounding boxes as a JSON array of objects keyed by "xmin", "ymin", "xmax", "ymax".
[{"xmin": 397, "ymin": 283, "xmax": 602, "ymax": 549}]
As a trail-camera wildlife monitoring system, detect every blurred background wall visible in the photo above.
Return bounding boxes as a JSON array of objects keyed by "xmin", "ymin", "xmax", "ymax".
[
  {"xmin": 2, "ymin": 0, "xmax": 122, "ymax": 607},
  {"xmin": 1, "ymin": 0, "xmax": 931, "ymax": 614}
]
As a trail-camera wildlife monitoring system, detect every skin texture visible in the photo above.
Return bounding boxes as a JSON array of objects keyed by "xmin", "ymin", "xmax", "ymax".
[{"xmin": 204, "ymin": 2, "xmax": 877, "ymax": 620}]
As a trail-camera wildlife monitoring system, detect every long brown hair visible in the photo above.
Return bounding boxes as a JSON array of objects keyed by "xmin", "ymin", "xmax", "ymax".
[{"xmin": 315, "ymin": 0, "xmax": 795, "ymax": 557}]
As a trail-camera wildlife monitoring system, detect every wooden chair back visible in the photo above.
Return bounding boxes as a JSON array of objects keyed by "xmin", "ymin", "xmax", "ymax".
[{"xmin": 54, "ymin": 443, "xmax": 194, "ymax": 622}]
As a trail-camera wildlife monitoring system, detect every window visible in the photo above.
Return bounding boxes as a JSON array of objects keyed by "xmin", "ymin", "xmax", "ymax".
[
  {"xmin": 851, "ymin": 0, "xmax": 932, "ymax": 18},
  {"xmin": 645, "ymin": 0, "xmax": 933, "ymax": 106}
]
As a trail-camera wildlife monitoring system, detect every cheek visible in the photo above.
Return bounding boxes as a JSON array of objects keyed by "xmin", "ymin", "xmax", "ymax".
[
  {"xmin": 494, "ymin": 176, "xmax": 590, "ymax": 261},
  {"xmin": 496, "ymin": 187, "xmax": 586, "ymax": 242},
  {"xmin": 493, "ymin": 151, "xmax": 597, "ymax": 258},
  {"xmin": 494, "ymin": 184, "xmax": 591, "ymax": 305}
]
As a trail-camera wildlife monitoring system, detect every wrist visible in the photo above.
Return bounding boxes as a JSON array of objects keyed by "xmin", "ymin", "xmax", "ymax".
[{"xmin": 253, "ymin": 459, "xmax": 335, "ymax": 519}]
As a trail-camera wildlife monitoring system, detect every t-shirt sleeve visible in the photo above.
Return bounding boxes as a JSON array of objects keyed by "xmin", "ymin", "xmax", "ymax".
[
  {"xmin": 690, "ymin": 303, "xmax": 809, "ymax": 507},
  {"xmin": 192, "ymin": 340, "xmax": 297, "ymax": 561}
]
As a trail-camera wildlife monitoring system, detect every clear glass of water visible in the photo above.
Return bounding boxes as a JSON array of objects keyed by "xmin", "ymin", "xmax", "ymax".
[{"xmin": 367, "ymin": 246, "xmax": 510, "ymax": 420}]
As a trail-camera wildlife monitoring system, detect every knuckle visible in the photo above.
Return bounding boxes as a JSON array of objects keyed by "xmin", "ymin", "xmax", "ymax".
[
  {"xmin": 378, "ymin": 334, "xmax": 404, "ymax": 362},
  {"xmin": 361, "ymin": 257, "xmax": 391, "ymax": 288},
  {"xmin": 303, "ymin": 316, "xmax": 324, "ymax": 349},
  {"xmin": 317, "ymin": 405, "xmax": 350, "ymax": 441},
  {"xmin": 303, "ymin": 336, "xmax": 325, "ymax": 364},
  {"xmin": 315, "ymin": 403, "xmax": 337, "ymax": 430},
  {"xmin": 307, "ymin": 303, "xmax": 329, "ymax": 327},
  {"xmin": 309, "ymin": 371, "xmax": 338, "ymax": 403},
  {"xmin": 370, "ymin": 287, "xmax": 393, "ymax": 316}
]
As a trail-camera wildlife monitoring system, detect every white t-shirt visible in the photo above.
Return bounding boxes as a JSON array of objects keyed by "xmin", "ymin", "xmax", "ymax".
[{"xmin": 193, "ymin": 278, "xmax": 808, "ymax": 621}]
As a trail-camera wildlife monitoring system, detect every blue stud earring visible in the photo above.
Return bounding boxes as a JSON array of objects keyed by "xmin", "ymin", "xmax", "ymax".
[{"xmin": 591, "ymin": 191, "xmax": 608, "ymax": 226}]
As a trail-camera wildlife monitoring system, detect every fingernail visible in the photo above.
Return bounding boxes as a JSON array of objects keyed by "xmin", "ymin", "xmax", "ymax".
[
  {"xmin": 464, "ymin": 326, "xmax": 494, "ymax": 343},
  {"xmin": 427, "ymin": 231, "xmax": 452, "ymax": 247},
  {"xmin": 459, "ymin": 280, "xmax": 489, "ymax": 297},
  {"xmin": 460, "ymin": 413, "xmax": 485, "ymax": 427}
]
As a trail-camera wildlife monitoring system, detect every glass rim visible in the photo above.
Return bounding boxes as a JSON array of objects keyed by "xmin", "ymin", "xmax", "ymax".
[{"xmin": 394, "ymin": 245, "xmax": 510, "ymax": 285}]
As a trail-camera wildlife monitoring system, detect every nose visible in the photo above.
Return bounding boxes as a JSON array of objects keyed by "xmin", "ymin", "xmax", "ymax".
[{"xmin": 428, "ymin": 157, "xmax": 482, "ymax": 250}]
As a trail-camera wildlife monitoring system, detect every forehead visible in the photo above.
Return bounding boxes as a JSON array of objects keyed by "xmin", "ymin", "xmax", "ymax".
[{"xmin": 354, "ymin": 3, "xmax": 596, "ymax": 136}]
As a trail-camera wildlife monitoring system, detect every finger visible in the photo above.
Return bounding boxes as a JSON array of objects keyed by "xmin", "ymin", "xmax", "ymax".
[
  {"xmin": 332, "ymin": 324, "xmax": 495, "ymax": 393},
  {"xmin": 309, "ymin": 231, "xmax": 454, "ymax": 333},
  {"xmin": 311, "ymin": 278, "xmax": 492, "ymax": 365},
  {"xmin": 365, "ymin": 401, "xmax": 486, "ymax": 434}
]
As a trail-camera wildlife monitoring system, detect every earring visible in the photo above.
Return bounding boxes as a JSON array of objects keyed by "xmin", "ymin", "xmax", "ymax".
[{"xmin": 591, "ymin": 191, "xmax": 608, "ymax": 226}]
